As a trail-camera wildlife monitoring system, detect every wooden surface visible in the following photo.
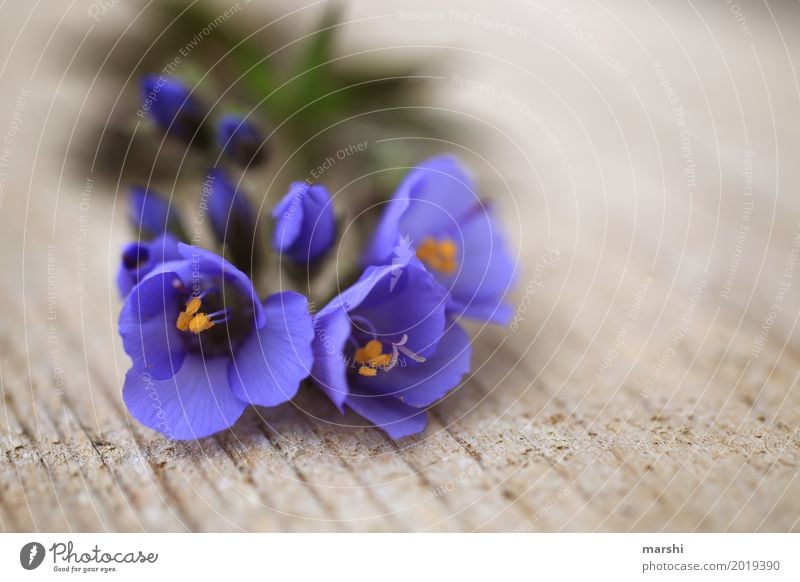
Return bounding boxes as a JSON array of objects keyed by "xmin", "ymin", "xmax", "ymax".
[{"xmin": 1, "ymin": 0, "xmax": 799, "ymax": 532}]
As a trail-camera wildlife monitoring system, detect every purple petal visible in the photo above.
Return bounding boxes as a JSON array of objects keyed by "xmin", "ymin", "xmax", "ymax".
[
  {"xmin": 216, "ymin": 114, "xmax": 266, "ymax": 165},
  {"xmin": 310, "ymin": 307, "xmax": 352, "ymax": 410},
  {"xmin": 364, "ymin": 156, "xmax": 477, "ymax": 265},
  {"xmin": 118, "ymin": 270, "xmax": 186, "ymax": 380},
  {"xmin": 140, "ymin": 76, "xmax": 206, "ymax": 143},
  {"xmin": 299, "ymin": 184, "xmax": 336, "ymax": 262},
  {"xmin": 128, "ymin": 186, "xmax": 182, "ymax": 240},
  {"xmin": 271, "ymin": 182, "xmax": 307, "ymax": 252},
  {"xmin": 345, "ymin": 390, "xmax": 428, "ymax": 440},
  {"xmin": 358, "ymin": 323, "xmax": 471, "ymax": 407},
  {"xmin": 272, "ymin": 182, "xmax": 335, "ymax": 263},
  {"xmin": 446, "ymin": 209, "xmax": 516, "ymax": 324},
  {"xmin": 123, "ymin": 355, "xmax": 247, "ymax": 440},
  {"xmin": 319, "ymin": 263, "xmax": 399, "ymax": 316},
  {"xmin": 229, "ymin": 291, "xmax": 314, "ymax": 407},
  {"xmin": 354, "ymin": 259, "xmax": 447, "ymax": 361},
  {"xmin": 397, "ymin": 156, "xmax": 479, "ymax": 241},
  {"xmin": 450, "ymin": 297, "xmax": 513, "ymax": 325},
  {"xmin": 206, "ymin": 168, "xmax": 257, "ymax": 246}
]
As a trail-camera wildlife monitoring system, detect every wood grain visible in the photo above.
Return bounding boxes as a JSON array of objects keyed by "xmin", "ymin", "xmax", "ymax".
[{"xmin": 1, "ymin": 0, "xmax": 799, "ymax": 532}]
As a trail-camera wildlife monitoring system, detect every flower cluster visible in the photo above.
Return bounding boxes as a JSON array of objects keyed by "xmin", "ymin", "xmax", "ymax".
[{"xmin": 118, "ymin": 77, "xmax": 515, "ymax": 440}]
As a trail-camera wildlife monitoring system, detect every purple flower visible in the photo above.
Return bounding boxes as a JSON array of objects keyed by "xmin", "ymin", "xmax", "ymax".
[
  {"xmin": 119, "ymin": 243, "xmax": 314, "ymax": 439},
  {"xmin": 128, "ymin": 185, "xmax": 184, "ymax": 241},
  {"xmin": 364, "ymin": 156, "xmax": 516, "ymax": 324},
  {"xmin": 116, "ymin": 233, "xmax": 181, "ymax": 297},
  {"xmin": 140, "ymin": 75, "xmax": 208, "ymax": 145},
  {"xmin": 206, "ymin": 168, "xmax": 258, "ymax": 270},
  {"xmin": 310, "ymin": 258, "xmax": 471, "ymax": 439},
  {"xmin": 272, "ymin": 182, "xmax": 336, "ymax": 264},
  {"xmin": 216, "ymin": 114, "xmax": 267, "ymax": 166}
]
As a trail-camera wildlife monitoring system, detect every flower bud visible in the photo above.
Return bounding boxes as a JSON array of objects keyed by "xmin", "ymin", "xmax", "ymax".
[
  {"xmin": 216, "ymin": 114, "xmax": 268, "ymax": 166},
  {"xmin": 206, "ymin": 168, "xmax": 259, "ymax": 270},
  {"xmin": 272, "ymin": 182, "xmax": 336, "ymax": 264},
  {"xmin": 116, "ymin": 234, "xmax": 182, "ymax": 297},
  {"xmin": 128, "ymin": 185, "xmax": 184, "ymax": 240},
  {"xmin": 140, "ymin": 75, "xmax": 208, "ymax": 146}
]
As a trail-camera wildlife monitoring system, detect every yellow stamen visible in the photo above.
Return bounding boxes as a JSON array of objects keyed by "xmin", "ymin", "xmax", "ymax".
[
  {"xmin": 175, "ymin": 311, "xmax": 193, "ymax": 332},
  {"xmin": 175, "ymin": 296, "xmax": 216, "ymax": 335},
  {"xmin": 354, "ymin": 339, "xmax": 383, "ymax": 364},
  {"xmin": 188, "ymin": 313, "xmax": 215, "ymax": 334},
  {"xmin": 184, "ymin": 297, "xmax": 202, "ymax": 315},
  {"xmin": 354, "ymin": 340, "xmax": 392, "ymax": 377},
  {"xmin": 416, "ymin": 237, "xmax": 458, "ymax": 275},
  {"xmin": 438, "ymin": 238, "xmax": 457, "ymax": 258}
]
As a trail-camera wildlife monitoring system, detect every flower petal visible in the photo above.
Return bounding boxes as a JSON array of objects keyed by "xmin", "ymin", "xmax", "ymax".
[
  {"xmin": 229, "ymin": 291, "xmax": 314, "ymax": 407},
  {"xmin": 298, "ymin": 184, "xmax": 336, "ymax": 263},
  {"xmin": 205, "ymin": 168, "xmax": 259, "ymax": 269},
  {"xmin": 446, "ymin": 209, "xmax": 516, "ymax": 324},
  {"xmin": 354, "ymin": 259, "xmax": 447, "ymax": 361},
  {"xmin": 364, "ymin": 155, "xmax": 477, "ymax": 265},
  {"xmin": 216, "ymin": 114, "xmax": 266, "ymax": 166},
  {"xmin": 397, "ymin": 155, "xmax": 479, "ymax": 240},
  {"xmin": 118, "ymin": 270, "xmax": 186, "ymax": 380},
  {"xmin": 128, "ymin": 186, "xmax": 183, "ymax": 240},
  {"xmin": 319, "ymin": 263, "xmax": 398, "ymax": 316},
  {"xmin": 140, "ymin": 75, "xmax": 207, "ymax": 144},
  {"xmin": 207, "ymin": 168, "xmax": 256, "ymax": 245},
  {"xmin": 123, "ymin": 355, "xmax": 247, "ymax": 440},
  {"xmin": 310, "ymin": 307, "xmax": 351, "ymax": 410},
  {"xmin": 271, "ymin": 182, "xmax": 306, "ymax": 252},
  {"xmin": 358, "ymin": 322, "xmax": 471, "ymax": 407},
  {"xmin": 272, "ymin": 182, "xmax": 335, "ymax": 263},
  {"xmin": 345, "ymin": 389, "xmax": 428, "ymax": 440}
]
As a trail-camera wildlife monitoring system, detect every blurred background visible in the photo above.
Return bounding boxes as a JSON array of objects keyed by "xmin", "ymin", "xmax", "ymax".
[{"xmin": 0, "ymin": 0, "xmax": 798, "ymax": 532}]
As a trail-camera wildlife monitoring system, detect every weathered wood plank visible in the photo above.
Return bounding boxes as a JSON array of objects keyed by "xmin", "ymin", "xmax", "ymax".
[{"xmin": 1, "ymin": 0, "xmax": 799, "ymax": 533}]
